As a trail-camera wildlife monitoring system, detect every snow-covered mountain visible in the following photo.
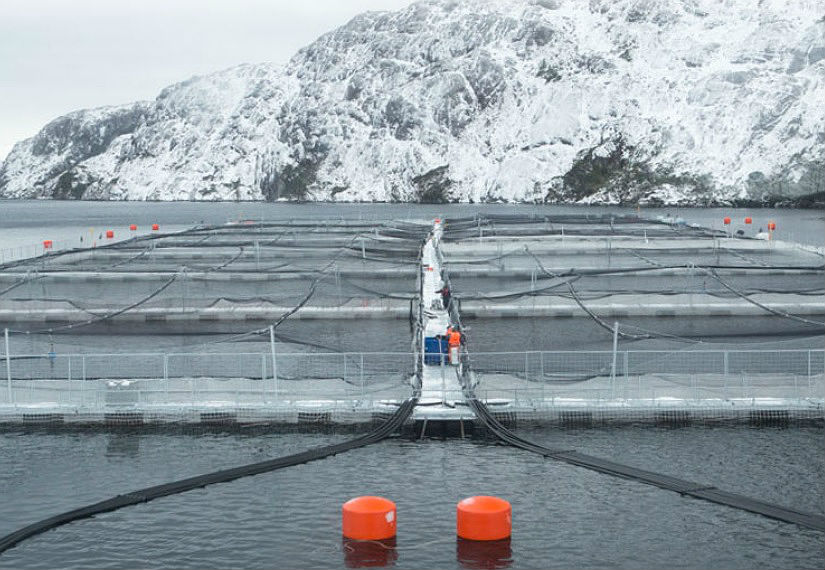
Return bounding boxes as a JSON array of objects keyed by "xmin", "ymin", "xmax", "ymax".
[{"xmin": 1, "ymin": 0, "xmax": 823, "ymax": 204}]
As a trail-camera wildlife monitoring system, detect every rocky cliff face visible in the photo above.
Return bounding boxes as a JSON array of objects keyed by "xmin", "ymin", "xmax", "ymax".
[{"xmin": 1, "ymin": 0, "xmax": 823, "ymax": 204}]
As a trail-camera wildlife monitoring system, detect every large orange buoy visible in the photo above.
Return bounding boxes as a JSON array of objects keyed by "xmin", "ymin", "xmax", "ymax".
[
  {"xmin": 43, "ymin": 240, "xmax": 53, "ymax": 249},
  {"xmin": 767, "ymin": 221, "xmax": 776, "ymax": 231},
  {"xmin": 129, "ymin": 224, "xmax": 137, "ymax": 231},
  {"xmin": 457, "ymin": 496, "xmax": 511, "ymax": 541},
  {"xmin": 105, "ymin": 230, "xmax": 114, "ymax": 239},
  {"xmin": 342, "ymin": 496, "xmax": 396, "ymax": 540},
  {"xmin": 152, "ymin": 223, "xmax": 160, "ymax": 231},
  {"xmin": 723, "ymin": 217, "xmax": 731, "ymax": 225},
  {"xmin": 744, "ymin": 217, "xmax": 752, "ymax": 224}
]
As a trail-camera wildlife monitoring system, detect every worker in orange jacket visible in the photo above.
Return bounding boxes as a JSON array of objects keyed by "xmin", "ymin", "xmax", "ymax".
[{"xmin": 447, "ymin": 326, "xmax": 462, "ymax": 365}]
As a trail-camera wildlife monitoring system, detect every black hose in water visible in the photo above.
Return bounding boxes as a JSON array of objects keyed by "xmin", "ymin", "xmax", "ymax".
[
  {"xmin": 438, "ymin": 239, "xmax": 825, "ymax": 533},
  {"xmin": 0, "ymin": 397, "xmax": 418, "ymax": 555},
  {"xmin": 464, "ymin": 394, "xmax": 825, "ymax": 532}
]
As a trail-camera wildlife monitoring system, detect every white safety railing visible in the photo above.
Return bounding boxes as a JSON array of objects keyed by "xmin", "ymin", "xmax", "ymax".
[
  {"xmin": 1, "ymin": 351, "xmax": 416, "ymax": 406},
  {"xmin": 468, "ymin": 349, "xmax": 824, "ymax": 403},
  {"xmin": 1, "ymin": 349, "xmax": 822, "ymax": 406}
]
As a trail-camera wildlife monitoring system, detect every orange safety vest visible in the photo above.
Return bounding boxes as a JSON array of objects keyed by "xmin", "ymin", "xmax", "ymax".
[{"xmin": 448, "ymin": 330, "xmax": 461, "ymax": 347}]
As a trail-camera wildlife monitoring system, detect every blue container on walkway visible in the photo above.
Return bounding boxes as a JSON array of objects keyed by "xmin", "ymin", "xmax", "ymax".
[{"xmin": 424, "ymin": 337, "xmax": 448, "ymax": 365}]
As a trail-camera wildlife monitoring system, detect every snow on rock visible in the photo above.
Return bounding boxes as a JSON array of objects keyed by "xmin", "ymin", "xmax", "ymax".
[{"xmin": 1, "ymin": 0, "xmax": 822, "ymax": 205}]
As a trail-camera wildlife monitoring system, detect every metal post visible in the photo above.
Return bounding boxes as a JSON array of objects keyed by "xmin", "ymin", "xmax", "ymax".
[
  {"xmin": 610, "ymin": 322, "xmax": 618, "ymax": 398},
  {"xmin": 808, "ymin": 350, "xmax": 812, "ymax": 382},
  {"xmin": 361, "ymin": 238, "xmax": 366, "ymax": 260},
  {"xmin": 525, "ymin": 351, "xmax": 529, "ymax": 382},
  {"xmin": 269, "ymin": 325, "xmax": 278, "ymax": 397},
  {"xmin": 5, "ymin": 328, "xmax": 11, "ymax": 404}
]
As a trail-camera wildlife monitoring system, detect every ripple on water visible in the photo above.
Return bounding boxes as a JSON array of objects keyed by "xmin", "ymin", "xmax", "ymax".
[{"xmin": 1, "ymin": 430, "xmax": 823, "ymax": 569}]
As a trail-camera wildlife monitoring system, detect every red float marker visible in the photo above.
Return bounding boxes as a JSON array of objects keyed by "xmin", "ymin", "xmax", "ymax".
[
  {"xmin": 43, "ymin": 240, "xmax": 53, "ymax": 249},
  {"xmin": 342, "ymin": 496, "xmax": 396, "ymax": 540},
  {"xmin": 152, "ymin": 224, "xmax": 160, "ymax": 231},
  {"xmin": 129, "ymin": 224, "xmax": 137, "ymax": 231},
  {"xmin": 105, "ymin": 230, "xmax": 114, "ymax": 239},
  {"xmin": 768, "ymin": 221, "xmax": 776, "ymax": 231},
  {"xmin": 744, "ymin": 217, "xmax": 752, "ymax": 224},
  {"xmin": 723, "ymin": 217, "xmax": 731, "ymax": 225},
  {"xmin": 457, "ymin": 496, "xmax": 512, "ymax": 541}
]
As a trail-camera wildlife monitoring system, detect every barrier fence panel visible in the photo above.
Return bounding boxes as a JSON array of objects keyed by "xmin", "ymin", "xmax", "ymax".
[
  {"xmin": 1, "ymin": 351, "xmax": 418, "ymax": 406},
  {"xmin": 2, "ymin": 349, "xmax": 822, "ymax": 406},
  {"xmin": 626, "ymin": 350, "xmax": 725, "ymax": 376}
]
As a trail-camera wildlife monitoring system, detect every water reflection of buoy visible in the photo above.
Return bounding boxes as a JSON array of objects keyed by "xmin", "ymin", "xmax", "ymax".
[
  {"xmin": 342, "ymin": 496, "xmax": 396, "ymax": 540},
  {"xmin": 342, "ymin": 537, "xmax": 397, "ymax": 568},
  {"xmin": 457, "ymin": 496, "xmax": 511, "ymax": 541},
  {"xmin": 456, "ymin": 537, "xmax": 513, "ymax": 569}
]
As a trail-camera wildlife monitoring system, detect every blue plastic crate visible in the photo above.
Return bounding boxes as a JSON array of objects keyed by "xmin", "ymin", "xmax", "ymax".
[{"xmin": 424, "ymin": 337, "xmax": 447, "ymax": 365}]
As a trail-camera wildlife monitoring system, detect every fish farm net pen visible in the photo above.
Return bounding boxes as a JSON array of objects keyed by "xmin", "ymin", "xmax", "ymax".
[
  {"xmin": 434, "ymin": 225, "xmax": 825, "ymax": 533},
  {"xmin": 1, "ymin": 213, "xmax": 822, "ymax": 559}
]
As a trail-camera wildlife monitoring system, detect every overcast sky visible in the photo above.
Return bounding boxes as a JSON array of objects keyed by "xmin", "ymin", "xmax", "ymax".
[{"xmin": 0, "ymin": 0, "xmax": 412, "ymax": 160}]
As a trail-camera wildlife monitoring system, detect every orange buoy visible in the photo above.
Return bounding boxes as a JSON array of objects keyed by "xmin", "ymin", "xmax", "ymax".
[
  {"xmin": 723, "ymin": 217, "xmax": 731, "ymax": 225},
  {"xmin": 152, "ymin": 223, "xmax": 160, "ymax": 231},
  {"xmin": 43, "ymin": 240, "xmax": 53, "ymax": 249},
  {"xmin": 744, "ymin": 217, "xmax": 752, "ymax": 224},
  {"xmin": 105, "ymin": 230, "xmax": 114, "ymax": 239},
  {"xmin": 768, "ymin": 221, "xmax": 776, "ymax": 231},
  {"xmin": 457, "ymin": 496, "xmax": 511, "ymax": 541},
  {"xmin": 129, "ymin": 224, "xmax": 137, "ymax": 231},
  {"xmin": 342, "ymin": 496, "xmax": 396, "ymax": 540}
]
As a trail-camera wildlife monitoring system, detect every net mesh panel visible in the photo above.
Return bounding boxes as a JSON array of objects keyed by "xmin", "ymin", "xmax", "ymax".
[
  {"xmin": 0, "ymin": 218, "xmax": 429, "ymax": 409},
  {"xmin": 2, "ymin": 213, "xmax": 823, "ymax": 422},
  {"xmin": 439, "ymin": 214, "xmax": 824, "ymax": 348}
]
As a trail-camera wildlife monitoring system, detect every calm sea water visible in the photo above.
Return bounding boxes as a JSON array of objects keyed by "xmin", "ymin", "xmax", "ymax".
[
  {"xmin": 0, "ymin": 200, "xmax": 823, "ymax": 248},
  {"xmin": 0, "ymin": 427, "xmax": 822, "ymax": 569},
  {"xmin": 0, "ymin": 201, "xmax": 823, "ymax": 568}
]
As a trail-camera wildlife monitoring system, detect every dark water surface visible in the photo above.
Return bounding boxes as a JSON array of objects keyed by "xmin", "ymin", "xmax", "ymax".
[
  {"xmin": 0, "ymin": 427, "xmax": 822, "ymax": 569},
  {"xmin": 1, "ymin": 200, "xmax": 823, "ymax": 245}
]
